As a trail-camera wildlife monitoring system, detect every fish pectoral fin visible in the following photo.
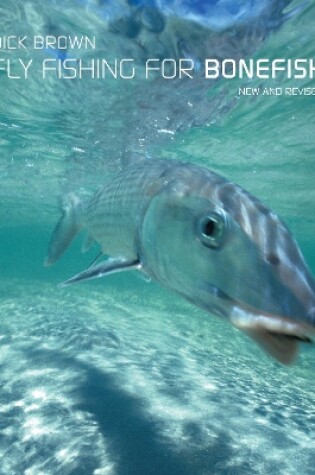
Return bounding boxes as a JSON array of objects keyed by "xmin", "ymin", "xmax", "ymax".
[
  {"xmin": 81, "ymin": 232, "xmax": 96, "ymax": 253},
  {"xmin": 244, "ymin": 328, "xmax": 299, "ymax": 365},
  {"xmin": 87, "ymin": 251, "xmax": 103, "ymax": 269},
  {"xmin": 59, "ymin": 258, "xmax": 141, "ymax": 287}
]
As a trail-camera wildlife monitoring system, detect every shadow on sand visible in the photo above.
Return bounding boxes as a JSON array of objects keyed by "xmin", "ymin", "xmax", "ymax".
[{"xmin": 26, "ymin": 347, "xmax": 256, "ymax": 475}]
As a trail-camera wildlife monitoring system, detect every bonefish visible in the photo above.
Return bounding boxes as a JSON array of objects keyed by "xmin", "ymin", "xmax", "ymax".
[{"xmin": 45, "ymin": 159, "xmax": 315, "ymax": 364}]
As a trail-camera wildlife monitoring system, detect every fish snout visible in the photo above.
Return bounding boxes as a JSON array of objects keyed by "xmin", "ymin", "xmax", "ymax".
[
  {"xmin": 226, "ymin": 258, "xmax": 315, "ymax": 364},
  {"xmin": 279, "ymin": 264, "xmax": 315, "ymax": 330}
]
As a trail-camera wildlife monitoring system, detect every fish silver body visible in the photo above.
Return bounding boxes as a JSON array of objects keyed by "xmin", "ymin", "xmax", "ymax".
[{"xmin": 45, "ymin": 159, "xmax": 315, "ymax": 364}]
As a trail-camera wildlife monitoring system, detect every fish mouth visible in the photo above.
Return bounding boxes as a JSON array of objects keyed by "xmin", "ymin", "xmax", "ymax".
[
  {"xmin": 230, "ymin": 298, "xmax": 314, "ymax": 365},
  {"xmin": 230, "ymin": 299, "xmax": 314, "ymax": 341},
  {"xmin": 205, "ymin": 285, "xmax": 314, "ymax": 364}
]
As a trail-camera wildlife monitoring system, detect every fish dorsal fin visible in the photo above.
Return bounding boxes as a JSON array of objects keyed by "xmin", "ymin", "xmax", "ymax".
[
  {"xmin": 244, "ymin": 328, "xmax": 298, "ymax": 365},
  {"xmin": 59, "ymin": 258, "xmax": 141, "ymax": 287}
]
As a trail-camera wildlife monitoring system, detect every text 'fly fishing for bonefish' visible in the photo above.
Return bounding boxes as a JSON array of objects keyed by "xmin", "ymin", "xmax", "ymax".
[{"xmin": 45, "ymin": 160, "xmax": 315, "ymax": 365}]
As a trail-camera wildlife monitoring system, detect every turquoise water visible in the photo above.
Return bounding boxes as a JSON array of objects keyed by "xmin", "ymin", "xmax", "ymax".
[{"xmin": 1, "ymin": 1, "xmax": 315, "ymax": 474}]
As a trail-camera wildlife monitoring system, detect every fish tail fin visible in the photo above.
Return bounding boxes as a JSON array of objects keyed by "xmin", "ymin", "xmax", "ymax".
[{"xmin": 44, "ymin": 193, "xmax": 82, "ymax": 266}]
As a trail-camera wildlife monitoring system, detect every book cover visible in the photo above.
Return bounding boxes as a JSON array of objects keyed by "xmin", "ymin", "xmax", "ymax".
[{"xmin": 0, "ymin": 1, "xmax": 314, "ymax": 474}]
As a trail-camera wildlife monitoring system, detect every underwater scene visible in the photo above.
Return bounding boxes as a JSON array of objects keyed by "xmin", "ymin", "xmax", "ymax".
[{"xmin": 0, "ymin": 1, "xmax": 315, "ymax": 474}]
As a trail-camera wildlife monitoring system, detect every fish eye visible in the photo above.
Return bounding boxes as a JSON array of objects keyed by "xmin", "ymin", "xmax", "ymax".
[{"xmin": 198, "ymin": 212, "xmax": 226, "ymax": 249}]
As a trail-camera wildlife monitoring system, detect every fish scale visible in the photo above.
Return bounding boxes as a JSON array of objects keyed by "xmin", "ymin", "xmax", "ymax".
[{"xmin": 82, "ymin": 161, "xmax": 178, "ymax": 257}]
